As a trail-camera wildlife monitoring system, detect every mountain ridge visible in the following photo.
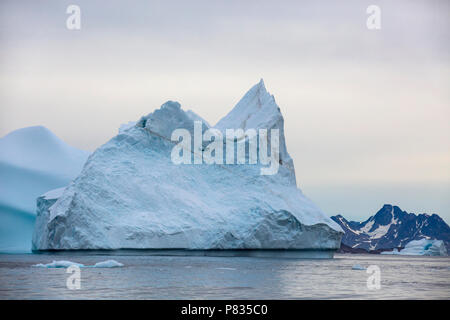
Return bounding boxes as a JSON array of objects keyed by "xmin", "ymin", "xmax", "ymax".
[{"xmin": 331, "ymin": 204, "xmax": 450, "ymax": 252}]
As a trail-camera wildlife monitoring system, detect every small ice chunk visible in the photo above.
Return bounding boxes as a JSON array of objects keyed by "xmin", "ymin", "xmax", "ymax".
[
  {"xmin": 33, "ymin": 260, "xmax": 84, "ymax": 268},
  {"xmin": 93, "ymin": 260, "xmax": 124, "ymax": 268},
  {"xmin": 352, "ymin": 264, "xmax": 365, "ymax": 270}
]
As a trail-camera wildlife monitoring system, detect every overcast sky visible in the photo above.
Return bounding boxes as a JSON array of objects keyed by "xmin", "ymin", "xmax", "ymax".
[{"xmin": 1, "ymin": 0, "xmax": 449, "ymax": 221}]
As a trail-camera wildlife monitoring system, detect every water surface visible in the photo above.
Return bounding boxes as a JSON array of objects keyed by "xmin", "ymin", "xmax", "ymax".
[{"xmin": 0, "ymin": 253, "xmax": 448, "ymax": 299}]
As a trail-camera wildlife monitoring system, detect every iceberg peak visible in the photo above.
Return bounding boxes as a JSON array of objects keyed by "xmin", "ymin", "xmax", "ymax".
[
  {"xmin": 254, "ymin": 78, "xmax": 266, "ymax": 93},
  {"xmin": 161, "ymin": 100, "xmax": 181, "ymax": 110},
  {"xmin": 215, "ymin": 80, "xmax": 293, "ymax": 179},
  {"xmin": 136, "ymin": 100, "xmax": 208, "ymax": 139},
  {"xmin": 215, "ymin": 80, "xmax": 279, "ymax": 131}
]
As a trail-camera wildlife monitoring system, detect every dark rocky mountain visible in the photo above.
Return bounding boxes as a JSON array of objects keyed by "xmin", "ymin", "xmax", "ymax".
[{"xmin": 331, "ymin": 204, "xmax": 450, "ymax": 253}]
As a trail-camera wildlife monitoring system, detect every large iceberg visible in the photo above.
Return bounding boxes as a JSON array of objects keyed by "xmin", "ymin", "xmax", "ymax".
[
  {"xmin": 381, "ymin": 239, "xmax": 448, "ymax": 256},
  {"xmin": 32, "ymin": 80, "xmax": 343, "ymax": 253},
  {"xmin": 0, "ymin": 126, "xmax": 89, "ymax": 252}
]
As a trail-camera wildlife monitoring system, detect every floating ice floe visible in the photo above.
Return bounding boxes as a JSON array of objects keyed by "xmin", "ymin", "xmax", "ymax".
[
  {"xmin": 32, "ymin": 260, "xmax": 124, "ymax": 268},
  {"xmin": 93, "ymin": 260, "xmax": 124, "ymax": 268},
  {"xmin": 33, "ymin": 260, "xmax": 84, "ymax": 268},
  {"xmin": 351, "ymin": 264, "xmax": 365, "ymax": 270}
]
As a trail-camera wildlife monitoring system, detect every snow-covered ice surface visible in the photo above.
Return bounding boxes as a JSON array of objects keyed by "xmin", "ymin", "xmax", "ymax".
[
  {"xmin": 33, "ymin": 80, "xmax": 343, "ymax": 252},
  {"xmin": 381, "ymin": 239, "xmax": 448, "ymax": 256},
  {"xmin": 118, "ymin": 121, "xmax": 137, "ymax": 134},
  {"xmin": 0, "ymin": 126, "xmax": 89, "ymax": 253},
  {"xmin": 0, "ymin": 126, "xmax": 89, "ymax": 213}
]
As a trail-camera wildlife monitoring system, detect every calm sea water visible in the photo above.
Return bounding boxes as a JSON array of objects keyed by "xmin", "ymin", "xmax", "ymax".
[{"xmin": 0, "ymin": 253, "xmax": 448, "ymax": 299}]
